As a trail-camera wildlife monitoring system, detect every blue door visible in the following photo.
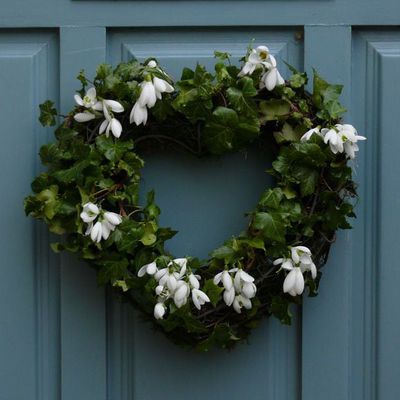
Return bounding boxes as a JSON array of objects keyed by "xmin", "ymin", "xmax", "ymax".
[{"xmin": 0, "ymin": 2, "xmax": 399, "ymax": 400}]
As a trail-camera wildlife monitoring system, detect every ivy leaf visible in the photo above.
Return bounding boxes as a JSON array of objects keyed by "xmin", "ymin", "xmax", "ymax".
[
  {"xmin": 95, "ymin": 135, "xmax": 134, "ymax": 163},
  {"xmin": 259, "ymin": 99, "xmax": 290, "ymax": 121},
  {"xmin": 204, "ymin": 107, "xmax": 238, "ymax": 154},
  {"xmin": 251, "ymin": 212, "xmax": 286, "ymax": 243},
  {"xmin": 259, "ymin": 188, "xmax": 283, "ymax": 209},
  {"xmin": 39, "ymin": 100, "xmax": 57, "ymax": 127},
  {"xmin": 226, "ymin": 76, "xmax": 257, "ymax": 115}
]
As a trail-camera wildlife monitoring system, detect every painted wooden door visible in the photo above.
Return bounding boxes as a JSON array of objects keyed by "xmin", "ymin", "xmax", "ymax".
[{"xmin": 0, "ymin": 1, "xmax": 399, "ymax": 399}]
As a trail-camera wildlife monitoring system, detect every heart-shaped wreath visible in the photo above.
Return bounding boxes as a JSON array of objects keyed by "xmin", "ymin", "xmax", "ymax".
[{"xmin": 25, "ymin": 45, "xmax": 365, "ymax": 351}]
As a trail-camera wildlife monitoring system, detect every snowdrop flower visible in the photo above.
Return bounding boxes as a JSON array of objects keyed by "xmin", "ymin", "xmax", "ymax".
[
  {"xmin": 80, "ymin": 202, "xmax": 100, "ymax": 223},
  {"xmin": 129, "ymin": 102, "xmax": 148, "ymax": 126},
  {"xmin": 74, "ymin": 111, "xmax": 96, "ymax": 123},
  {"xmin": 274, "ymin": 245, "xmax": 317, "ymax": 297},
  {"xmin": 291, "ymin": 246, "xmax": 313, "ymax": 265},
  {"xmin": 191, "ymin": 289, "xmax": 210, "ymax": 310},
  {"xmin": 174, "ymin": 280, "xmax": 190, "ymax": 308},
  {"xmin": 154, "ymin": 302, "xmax": 166, "ymax": 320},
  {"xmin": 137, "ymin": 261, "xmax": 158, "ymax": 277},
  {"xmin": 322, "ymin": 124, "xmax": 366, "ymax": 158},
  {"xmin": 153, "ymin": 77, "xmax": 174, "ymax": 100},
  {"xmin": 335, "ymin": 124, "xmax": 366, "ymax": 159},
  {"xmin": 80, "ymin": 203, "xmax": 122, "ymax": 243},
  {"xmin": 214, "ymin": 268, "xmax": 257, "ymax": 312},
  {"xmin": 90, "ymin": 221, "xmax": 103, "ymax": 243},
  {"xmin": 301, "ymin": 126, "xmax": 322, "ymax": 142},
  {"xmin": 74, "ymin": 87, "xmax": 102, "ymax": 110},
  {"xmin": 138, "ymin": 257, "xmax": 210, "ymax": 317},
  {"xmin": 239, "ymin": 45, "xmax": 273, "ymax": 76},
  {"xmin": 322, "ymin": 127, "xmax": 344, "ymax": 154},
  {"xmin": 260, "ymin": 55, "xmax": 285, "ymax": 91},
  {"xmin": 99, "ymin": 100, "xmax": 124, "ymax": 138},
  {"xmin": 73, "ymin": 87, "xmax": 103, "ymax": 123},
  {"xmin": 138, "ymin": 79, "xmax": 157, "ymax": 109},
  {"xmin": 233, "ymin": 294, "xmax": 252, "ymax": 314}
]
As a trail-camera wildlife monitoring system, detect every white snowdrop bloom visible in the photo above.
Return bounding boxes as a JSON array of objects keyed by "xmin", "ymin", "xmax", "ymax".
[
  {"xmin": 233, "ymin": 294, "xmax": 252, "ymax": 314},
  {"xmin": 138, "ymin": 80, "xmax": 157, "ymax": 109},
  {"xmin": 233, "ymin": 269, "xmax": 255, "ymax": 292},
  {"xmin": 191, "ymin": 288, "xmax": 210, "ymax": 310},
  {"xmin": 274, "ymin": 245, "xmax": 317, "ymax": 297},
  {"xmin": 137, "ymin": 261, "xmax": 158, "ymax": 277},
  {"xmin": 241, "ymin": 282, "xmax": 257, "ymax": 299},
  {"xmin": 74, "ymin": 111, "xmax": 96, "ymax": 123},
  {"xmin": 301, "ymin": 126, "xmax": 322, "ymax": 142},
  {"xmin": 291, "ymin": 246, "xmax": 312, "ymax": 265},
  {"xmin": 147, "ymin": 60, "xmax": 157, "ymax": 68},
  {"xmin": 153, "ymin": 77, "xmax": 174, "ymax": 100},
  {"xmin": 80, "ymin": 202, "xmax": 100, "ymax": 223},
  {"xmin": 74, "ymin": 87, "xmax": 102, "ymax": 110},
  {"xmin": 260, "ymin": 66, "xmax": 285, "ymax": 91},
  {"xmin": 154, "ymin": 302, "xmax": 166, "ymax": 320},
  {"xmin": 188, "ymin": 273, "xmax": 200, "ymax": 290},
  {"xmin": 223, "ymin": 287, "xmax": 235, "ymax": 307},
  {"xmin": 103, "ymin": 211, "xmax": 122, "ymax": 227},
  {"xmin": 90, "ymin": 221, "xmax": 103, "ymax": 243},
  {"xmin": 239, "ymin": 45, "xmax": 272, "ymax": 76},
  {"xmin": 129, "ymin": 102, "xmax": 148, "ymax": 126},
  {"xmin": 335, "ymin": 124, "xmax": 366, "ymax": 159},
  {"xmin": 174, "ymin": 281, "xmax": 190, "ymax": 308},
  {"xmin": 322, "ymin": 127, "xmax": 344, "ymax": 154},
  {"xmin": 214, "ymin": 268, "xmax": 256, "ymax": 311},
  {"xmin": 99, "ymin": 100, "xmax": 124, "ymax": 138},
  {"xmin": 213, "ymin": 269, "xmax": 236, "ymax": 290},
  {"xmin": 283, "ymin": 268, "xmax": 305, "ymax": 296},
  {"xmin": 81, "ymin": 203, "xmax": 122, "ymax": 243}
]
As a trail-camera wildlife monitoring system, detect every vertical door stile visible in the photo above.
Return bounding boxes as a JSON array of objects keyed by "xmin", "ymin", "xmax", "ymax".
[
  {"xmin": 302, "ymin": 25, "xmax": 353, "ymax": 400},
  {"xmin": 59, "ymin": 26, "xmax": 108, "ymax": 400}
]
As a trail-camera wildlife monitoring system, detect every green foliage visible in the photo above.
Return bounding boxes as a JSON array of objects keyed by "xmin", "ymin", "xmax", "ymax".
[
  {"xmin": 24, "ymin": 49, "xmax": 359, "ymax": 352},
  {"xmin": 39, "ymin": 100, "xmax": 57, "ymax": 126}
]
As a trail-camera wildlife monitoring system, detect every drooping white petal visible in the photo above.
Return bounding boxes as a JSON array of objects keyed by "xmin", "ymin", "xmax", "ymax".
[
  {"xmin": 213, "ymin": 272, "xmax": 223, "ymax": 285},
  {"xmin": 90, "ymin": 221, "xmax": 103, "ymax": 243},
  {"xmin": 103, "ymin": 99, "xmax": 124, "ymax": 113},
  {"xmin": 130, "ymin": 102, "xmax": 148, "ymax": 126},
  {"xmin": 222, "ymin": 271, "xmax": 233, "ymax": 291},
  {"xmin": 189, "ymin": 273, "xmax": 200, "ymax": 289},
  {"xmin": 103, "ymin": 211, "xmax": 122, "ymax": 226},
  {"xmin": 138, "ymin": 81, "xmax": 157, "ymax": 108},
  {"xmin": 223, "ymin": 287, "xmax": 235, "ymax": 306},
  {"xmin": 74, "ymin": 94, "xmax": 84, "ymax": 106},
  {"xmin": 294, "ymin": 269, "xmax": 305, "ymax": 295},
  {"xmin": 283, "ymin": 269, "xmax": 297, "ymax": 294},
  {"xmin": 99, "ymin": 119, "xmax": 109, "ymax": 135},
  {"xmin": 242, "ymin": 282, "xmax": 257, "ymax": 299},
  {"xmin": 233, "ymin": 296, "xmax": 242, "ymax": 314},
  {"xmin": 110, "ymin": 118, "xmax": 122, "ymax": 138},
  {"xmin": 74, "ymin": 112, "xmax": 95, "ymax": 122},
  {"xmin": 154, "ymin": 268, "xmax": 168, "ymax": 281},
  {"xmin": 154, "ymin": 302, "xmax": 166, "ymax": 319}
]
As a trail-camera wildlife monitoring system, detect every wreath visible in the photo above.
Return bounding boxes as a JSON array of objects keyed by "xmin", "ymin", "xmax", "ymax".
[{"xmin": 25, "ymin": 44, "xmax": 365, "ymax": 351}]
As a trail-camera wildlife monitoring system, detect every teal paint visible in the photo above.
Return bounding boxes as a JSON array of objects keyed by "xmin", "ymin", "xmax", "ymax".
[{"xmin": 0, "ymin": 3, "xmax": 399, "ymax": 400}]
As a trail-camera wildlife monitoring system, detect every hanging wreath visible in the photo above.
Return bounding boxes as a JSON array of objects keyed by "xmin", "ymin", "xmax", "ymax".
[{"xmin": 25, "ymin": 44, "xmax": 365, "ymax": 351}]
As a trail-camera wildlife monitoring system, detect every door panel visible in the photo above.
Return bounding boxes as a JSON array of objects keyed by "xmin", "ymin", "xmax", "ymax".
[
  {"xmin": 0, "ymin": 31, "xmax": 59, "ymax": 400},
  {"xmin": 106, "ymin": 28, "xmax": 303, "ymax": 400}
]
